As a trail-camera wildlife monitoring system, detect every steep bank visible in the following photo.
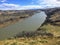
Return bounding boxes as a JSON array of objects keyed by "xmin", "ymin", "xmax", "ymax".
[
  {"xmin": 39, "ymin": 7, "xmax": 60, "ymax": 37},
  {"xmin": 43, "ymin": 7, "xmax": 60, "ymax": 26}
]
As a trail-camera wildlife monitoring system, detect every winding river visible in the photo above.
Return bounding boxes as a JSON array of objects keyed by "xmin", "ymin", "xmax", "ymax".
[{"xmin": 0, "ymin": 11, "xmax": 47, "ymax": 40}]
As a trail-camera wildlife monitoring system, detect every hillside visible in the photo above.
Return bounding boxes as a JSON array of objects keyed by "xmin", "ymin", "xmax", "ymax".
[{"xmin": 38, "ymin": 7, "xmax": 60, "ymax": 38}]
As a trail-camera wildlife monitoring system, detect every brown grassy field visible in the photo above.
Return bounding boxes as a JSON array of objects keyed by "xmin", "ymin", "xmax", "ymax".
[{"xmin": 0, "ymin": 36, "xmax": 60, "ymax": 45}]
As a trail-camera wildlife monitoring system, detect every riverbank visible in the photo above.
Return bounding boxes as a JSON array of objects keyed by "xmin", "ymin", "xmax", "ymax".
[
  {"xmin": 0, "ymin": 14, "xmax": 34, "ymax": 28},
  {"xmin": 0, "ymin": 10, "xmax": 35, "ymax": 28},
  {"xmin": 41, "ymin": 7, "xmax": 60, "ymax": 37},
  {"xmin": 0, "ymin": 18, "xmax": 24, "ymax": 28}
]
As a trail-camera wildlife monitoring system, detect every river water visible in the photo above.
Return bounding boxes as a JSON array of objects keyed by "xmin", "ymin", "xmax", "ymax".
[{"xmin": 0, "ymin": 11, "xmax": 47, "ymax": 40}]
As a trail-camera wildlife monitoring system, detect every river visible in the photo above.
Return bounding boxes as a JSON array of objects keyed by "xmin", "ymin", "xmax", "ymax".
[{"xmin": 0, "ymin": 11, "xmax": 47, "ymax": 40}]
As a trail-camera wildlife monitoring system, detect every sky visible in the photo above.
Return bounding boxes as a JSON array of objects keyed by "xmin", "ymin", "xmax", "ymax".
[{"xmin": 0, "ymin": 0, "xmax": 60, "ymax": 10}]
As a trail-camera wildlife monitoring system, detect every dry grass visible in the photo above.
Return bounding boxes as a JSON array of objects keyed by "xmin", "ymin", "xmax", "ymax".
[
  {"xmin": 40, "ymin": 24, "xmax": 60, "ymax": 36},
  {"xmin": 0, "ymin": 36, "xmax": 60, "ymax": 45}
]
